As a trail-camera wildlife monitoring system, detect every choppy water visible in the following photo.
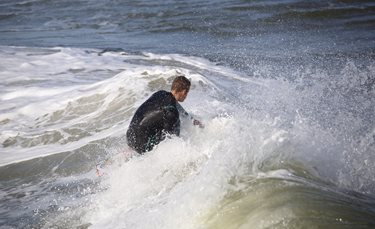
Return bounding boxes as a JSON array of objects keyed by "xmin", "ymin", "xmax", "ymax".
[{"xmin": 0, "ymin": 0, "xmax": 375, "ymax": 228}]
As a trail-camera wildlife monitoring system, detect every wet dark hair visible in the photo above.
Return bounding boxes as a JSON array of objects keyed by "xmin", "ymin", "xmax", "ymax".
[{"xmin": 171, "ymin": 76, "xmax": 191, "ymax": 92}]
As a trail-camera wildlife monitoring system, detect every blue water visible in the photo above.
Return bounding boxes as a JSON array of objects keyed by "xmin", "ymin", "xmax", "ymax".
[
  {"xmin": 1, "ymin": 0, "xmax": 374, "ymax": 59},
  {"xmin": 0, "ymin": 0, "xmax": 375, "ymax": 228}
]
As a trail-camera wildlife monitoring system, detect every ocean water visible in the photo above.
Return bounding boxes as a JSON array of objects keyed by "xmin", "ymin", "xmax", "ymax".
[{"xmin": 0, "ymin": 0, "xmax": 375, "ymax": 228}]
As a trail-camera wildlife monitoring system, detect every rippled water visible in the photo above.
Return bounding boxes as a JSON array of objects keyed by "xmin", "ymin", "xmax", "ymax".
[{"xmin": 0, "ymin": 0, "xmax": 374, "ymax": 228}]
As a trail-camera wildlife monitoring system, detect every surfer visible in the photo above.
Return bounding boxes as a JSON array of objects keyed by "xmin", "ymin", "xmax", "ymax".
[{"xmin": 126, "ymin": 76, "xmax": 203, "ymax": 154}]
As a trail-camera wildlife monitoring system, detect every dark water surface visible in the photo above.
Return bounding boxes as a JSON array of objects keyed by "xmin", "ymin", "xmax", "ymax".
[{"xmin": 1, "ymin": 0, "xmax": 374, "ymax": 61}]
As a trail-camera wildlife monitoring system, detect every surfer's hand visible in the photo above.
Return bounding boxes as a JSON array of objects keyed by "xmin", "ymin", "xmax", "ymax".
[{"xmin": 193, "ymin": 119, "xmax": 204, "ymax": 128}]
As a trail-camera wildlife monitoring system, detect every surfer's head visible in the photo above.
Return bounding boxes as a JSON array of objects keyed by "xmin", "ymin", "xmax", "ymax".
[{"xmin": 171, "ymin": 75, "xmax": 191, "ymax": 102}]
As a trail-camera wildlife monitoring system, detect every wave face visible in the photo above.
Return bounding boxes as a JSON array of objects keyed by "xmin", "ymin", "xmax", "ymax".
[
  {"xmin": 0, "ymin": 0, "xmax": 375, "ymax": 228},
  {"xmin": 0, "ymin": 46, "xmax": 374, "ymax": 228}
]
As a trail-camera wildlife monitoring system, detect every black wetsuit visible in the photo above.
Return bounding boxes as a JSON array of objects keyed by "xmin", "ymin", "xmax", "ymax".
[{"xmin": 126, "ymin": 90, "xmax": 180, "ymax": 153}]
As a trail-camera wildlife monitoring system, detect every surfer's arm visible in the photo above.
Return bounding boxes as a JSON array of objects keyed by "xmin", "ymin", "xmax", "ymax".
[
  {"xmin": 163, "ymin": 106, "xmax": 180, "ymax": 136},
  {"xmin": 176, "ymin": 102, "xmax": 190, "ymax": 119},
  {"xmin": 176, "ymin": 103, "xmax": 204, "ymax": 128}
]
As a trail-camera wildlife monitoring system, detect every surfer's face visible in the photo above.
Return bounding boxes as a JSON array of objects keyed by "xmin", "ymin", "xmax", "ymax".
[{"xmin": 175, "ymin": 89, "xmax": 189, "ymax": 102}]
